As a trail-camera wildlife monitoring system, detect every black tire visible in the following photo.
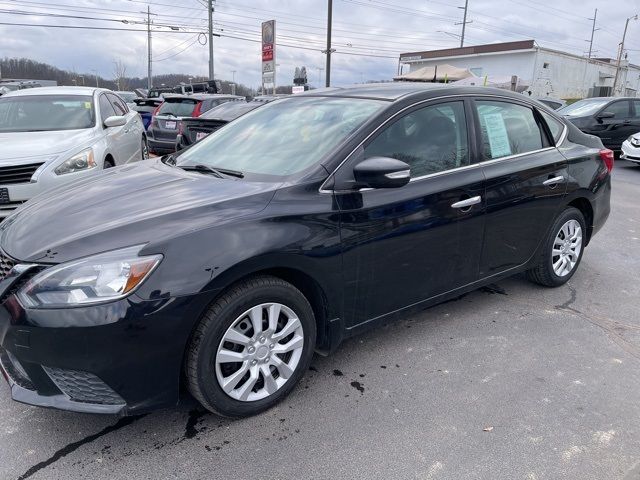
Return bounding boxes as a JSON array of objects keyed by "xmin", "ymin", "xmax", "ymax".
[
  {"xmin": 103, "ymin": 158, "xmax": 115, "ymax": 169},
  {"xmin": 527, "ymin": 207, "xmax": 586, "ymax": 287},
  {"xmin": 185, "ymin": 275, "xmax": 316, "ymax": 418}
]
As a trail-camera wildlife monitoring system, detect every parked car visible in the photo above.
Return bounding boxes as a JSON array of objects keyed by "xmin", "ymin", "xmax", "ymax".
[
  {"xmin": 131, "ymin": 97, "xmax": 163, "ymax": 130},
  {"xmin": 176, "ymin": 96, "xmax": 279, "ymax": 151},
  {"xmin": 147, "ymin": 86, "xmax": 174, "ymax": 99},
  {"xmin": 114, "ymin": 90, "xmax": 139, "ymax": 110},
  {"xmin": 0, "ymin": 86, "xmax": 147, "ymax": 218},
  {"xmin": 147, "ymin": 94, "xmax": 244, "ymax": 154},
  {"xmin": 621, "ymin": 133, "xmax": 640, "ymax": 164},
  {"xmin": 558, "ymin": 97, "xmax": 640, "ymax": 151},
  {"xmin": 0, "ymin": 84, "xmax": 611, "ymax": 417}
]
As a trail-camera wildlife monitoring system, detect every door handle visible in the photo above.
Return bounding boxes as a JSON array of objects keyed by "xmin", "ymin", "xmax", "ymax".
[
  {"xmin": 543, "ymin": 175, "xmax": 565, "ymax": 186},
  {"xmin": 451, "ymin": 195, "xmax": 481, "ymax": 209}
]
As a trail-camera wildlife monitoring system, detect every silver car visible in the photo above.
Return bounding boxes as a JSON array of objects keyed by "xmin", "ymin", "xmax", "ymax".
[{"xmin": 0, "ymin": 86, "xmax": 148, "ymax": 217}]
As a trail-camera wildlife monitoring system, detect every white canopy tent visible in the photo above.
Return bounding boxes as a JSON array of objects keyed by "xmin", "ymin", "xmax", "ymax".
[{"xmin": 393, "ymin": 64, "xmax": 474, "ymax": 83}]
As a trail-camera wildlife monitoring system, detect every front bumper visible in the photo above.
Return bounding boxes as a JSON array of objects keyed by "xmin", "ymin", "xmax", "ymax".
[
  {"xmin": 621, "ymin": 140, "xmax": 640, "ymax": 163},
  {"xmin": 0, "ymin": 263, "xmax": 213, "ymax": 415}
]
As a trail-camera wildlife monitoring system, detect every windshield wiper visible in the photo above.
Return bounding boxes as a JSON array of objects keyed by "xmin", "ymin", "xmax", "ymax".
[{"xmin": 178, "ymin": 164, "xmax": 244, "ymax": 179}]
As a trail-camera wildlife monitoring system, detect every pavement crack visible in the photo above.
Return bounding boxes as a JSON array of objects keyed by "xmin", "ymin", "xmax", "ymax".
[
  {"xmin": 556, "ymin": 283, "xmax": 578, "ymax": 311},
  {"xmin": 16, "ymin": 414, "xmax": 146, "ymax": 480}
]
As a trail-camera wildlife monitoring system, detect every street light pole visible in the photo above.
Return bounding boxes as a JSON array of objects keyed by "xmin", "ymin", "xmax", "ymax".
[
  {"xmin": 147, "ymin": 6, "xmax": 152, "ymax": 90},
  {"xmin": 613, "ymin": 14, "xmax": 638, "ymax": 96},
  {"xmin": 208, "ymin": 0, "xmax": 215, "ymax": 80},
  {"xmin": 324, "ymin": 0, "xmax": 333, "ymax": 87}
]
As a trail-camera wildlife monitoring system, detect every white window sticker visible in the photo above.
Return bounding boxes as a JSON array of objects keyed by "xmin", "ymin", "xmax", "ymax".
[{"xmin": 483, "ymin": 112, "xmax": 511, "ymax": 158}]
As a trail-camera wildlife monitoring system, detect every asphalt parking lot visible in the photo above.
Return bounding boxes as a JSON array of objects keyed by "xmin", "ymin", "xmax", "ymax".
[{"xmin": 2, "ymin": 161, "xmax": 640, "ymax": 480}]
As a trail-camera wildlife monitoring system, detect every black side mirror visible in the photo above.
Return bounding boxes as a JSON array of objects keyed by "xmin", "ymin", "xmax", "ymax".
[
  {"xmin": 353, "ymin": 157, "xmax": 411, "ymax": 189},
  {"xmin": 597, "ymin": 111, "xmax": 615, "ymax": 121}
]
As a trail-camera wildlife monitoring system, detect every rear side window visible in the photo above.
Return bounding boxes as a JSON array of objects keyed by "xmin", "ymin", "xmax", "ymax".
[
  {"xmin": 158, "ymin": 99, "xmax": 197, "ymax": 117},
  {"xmin": 475, "ymin": 101, "xmax": 543, "ymax": 160},
  {"xmin": 632, "ymin": 101, "xmax": 640, "ymax": 119},
  {"xmin": 540, "ymin": 110, "xmax": 564, "ymax": 144},
  {"xmin": 364, "ymin": 101, "xmax": 470, "ymax": 178}
]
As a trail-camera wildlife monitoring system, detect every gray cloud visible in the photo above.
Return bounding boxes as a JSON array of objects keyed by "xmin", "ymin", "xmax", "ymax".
[{"xmin": 0, "ymin": 0, "xmax": 639, "ymax": 88}]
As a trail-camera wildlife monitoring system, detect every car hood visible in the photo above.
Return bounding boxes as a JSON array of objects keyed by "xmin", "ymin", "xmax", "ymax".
[
  {"xmin": 0, "ymin": 129, "xmax": 97, "ymax": 162},
  {"xmin": 0, "ymin": 160, "xmax": 278, "ymax": 263}
]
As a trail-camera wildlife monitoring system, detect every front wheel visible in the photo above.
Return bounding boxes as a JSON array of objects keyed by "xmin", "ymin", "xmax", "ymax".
[
  {"xmin": 527, "ymin": 207, "xmax": 586, "ymax": 287},
  {"xmin": 185, "ymin": 276, "xmax": 316, "ymax": 417},
  {"xmin": 141, "ymin": 137, "xmax": 149, "ymax": 160}
]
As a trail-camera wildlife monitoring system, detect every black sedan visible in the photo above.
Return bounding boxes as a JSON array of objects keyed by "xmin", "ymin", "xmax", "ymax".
[
  {"xmin": 0, "ymin": 84, "xmax": 611, "ymax": 418},
  {"xmin": 176, "ymin": 96, "xmax": 279, "ymax": 151},
  {"xmin": 558, "ymin": 97, "xmax": 640, "ymax": 151}
]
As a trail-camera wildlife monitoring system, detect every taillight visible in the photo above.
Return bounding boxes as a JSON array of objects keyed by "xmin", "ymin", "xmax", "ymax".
[
  {"xmin": 599, "ymin": 149, "xmax": 614, "ymax": 172},
  {"xmin": 192, "ymin": 102, "xmax": 203, "ymax": 117},
  {"xmin": 152, "ymin": 103, "xmax": 162, "ymax": 117}
]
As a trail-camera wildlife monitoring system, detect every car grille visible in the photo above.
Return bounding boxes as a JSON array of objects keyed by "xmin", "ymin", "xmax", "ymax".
[
  {"xmin": 0, "ymin": 163, "xmax": 43, "ymax": 185},
  {"xmin": 43, "ymin": 366, "xmax": 126, "ymax": 406},
  {"xmin": 0, "ymin": 251, "xmax": 16, "ymax": 281}
]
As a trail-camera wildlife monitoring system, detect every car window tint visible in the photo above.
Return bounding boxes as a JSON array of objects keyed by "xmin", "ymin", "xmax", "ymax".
[
  {"xmin": 605, "ymin": 101, "xmax": 629, "ymax": 118},
  {"xmin": 633, "ymin": 101, "xmax": 640, "ymax": 119},
  {"xmin": 107, "ymin": 94, "xmax": 128, "ymax": 115},
  {"xmin": 364, "ymin": 101, "xmax": 469, "ymax": 178},
  {"xmin": 540, "ymin": 110, "xmax": 564, "ymax": 143},
  {"xmin": 99, "ymin": 94, "xmax": 117, "ymax": 123},
  {"xmin": 476, "ymin": 101, "xmax": 543, "ymax": 160}
]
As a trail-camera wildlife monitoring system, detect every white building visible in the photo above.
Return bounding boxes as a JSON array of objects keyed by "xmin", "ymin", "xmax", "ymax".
[{"xmin": 399, "ymin": 40, "xmax": 640, "ymax": 99}]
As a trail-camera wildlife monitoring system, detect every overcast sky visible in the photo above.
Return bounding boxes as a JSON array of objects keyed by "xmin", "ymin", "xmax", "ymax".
[{"xmin": 1, "ymin": 0, "xmax": 639, "ymax": 88}]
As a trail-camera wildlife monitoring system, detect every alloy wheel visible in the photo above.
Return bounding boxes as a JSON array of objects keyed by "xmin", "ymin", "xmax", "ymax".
[
  {"xmin": 215, "ymin": 303, "xmax": 304, "ymax": 402},
  {"xmin": 552, "ymin": 219, "xmax": 582, "ymax": 277}
]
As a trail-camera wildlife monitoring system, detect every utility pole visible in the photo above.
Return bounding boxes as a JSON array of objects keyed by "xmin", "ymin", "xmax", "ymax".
[
  {"xmin": 231, "ymin": 70, "xmax": 236, "ymax": 83},
  {"xmin": 323, "ymin": 0, "xmax": 334, "ymax": 87},
  {"xmin": 147, "ymin": 6, "xmax": 152, "ymax": 90},
  {"xmin": 208, "ymin": 0, "xmax": 215, "ymax": 80},
  {"xmin": 456, "ymin": 0, "xmax": 471, "ymax": 48},
  {"xmin": 587, "ymin": 8, "xmax": 598, "ymax": 59},
  {"xmin": 613, "ymin": 14, "xmax": 638, "ymax": 96}
]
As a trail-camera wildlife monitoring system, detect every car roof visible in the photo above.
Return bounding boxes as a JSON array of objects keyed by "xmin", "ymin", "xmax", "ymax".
[
  {"xmin": 1, "ymin": 86, "xmax": 104, "ymax": 97},
  {"xmin": 296, "ymin": 83, "xmax": 533, "ymax": 102}
]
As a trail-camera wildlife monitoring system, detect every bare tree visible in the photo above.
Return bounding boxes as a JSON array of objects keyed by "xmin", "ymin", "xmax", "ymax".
[{"xmin": 113, "ymin": 59, "xmax": 128, "ymax": 91}]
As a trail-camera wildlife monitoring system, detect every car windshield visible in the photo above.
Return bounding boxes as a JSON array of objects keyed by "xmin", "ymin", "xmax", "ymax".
[
  {"xmin": 0, "ymin": 94, "xmax": 95, "ymax": 132},
  {"xmin": 558, "ymin": 99, "xmax": 610, "ymax": 117},
  {"xmin": 177, "ymin": 96, "xmax": 384, "ymax": 178},
  {"xmin": 158, "ymin": 99, "xmax": 198, "ymax": 117}
]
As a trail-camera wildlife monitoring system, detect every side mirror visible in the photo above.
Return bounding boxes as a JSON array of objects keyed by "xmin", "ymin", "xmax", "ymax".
[
  {"xmin": 353, "ymin": 157, "xmax": 411, "ymax": 189},
  {"xmin": 104, "ymin": 115, "xmax": 127, "ymax": 128},
  {"xmin": 597, "ymin": 111, "xmax": 615, "ymax": 121}
]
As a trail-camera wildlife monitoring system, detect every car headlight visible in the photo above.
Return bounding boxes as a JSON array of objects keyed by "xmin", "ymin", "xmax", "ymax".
[
  {"xmin": 630, "ymin": 136, "xmax": 640, "ymax": 147},
  {"xmin": 54, "ymin": 148, "xmax": 97, "ymax": 175},
  {"xmin": 17, "ymin": 246, "xmax": 162, "ymax": 308}
]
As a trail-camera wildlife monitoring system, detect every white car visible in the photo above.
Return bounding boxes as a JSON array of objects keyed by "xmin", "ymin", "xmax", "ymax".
[
  {"xmin": 0, "ymin": 86, "xmax": 148, "ymax": 218},
  {"xmin": 621, "ymin": 133, "xmax": 640, "ymax": 164}
]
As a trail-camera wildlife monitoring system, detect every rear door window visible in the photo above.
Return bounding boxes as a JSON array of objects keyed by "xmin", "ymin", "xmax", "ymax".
[
  {"xmin": 475, "ymin": 100, "xmax": 544, "ymax": 160},
  {"xmin": 158, "ymin": 99, "xmax": 198, "ymax": 117}
]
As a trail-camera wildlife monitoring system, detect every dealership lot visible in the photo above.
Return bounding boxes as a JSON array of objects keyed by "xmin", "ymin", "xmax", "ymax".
[{"xmin": 1, "ymin": 161, "xmax": 639, "ymax": 480}]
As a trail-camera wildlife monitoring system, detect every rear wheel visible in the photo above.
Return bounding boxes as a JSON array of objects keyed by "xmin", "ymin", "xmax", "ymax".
[
  {"xmin": 527, "ymin": 207, "xmax": 586, "ymax": 287},
  {"xmin": 185, "ymin": 276, "xmax": 316, "ymax": 417}
]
